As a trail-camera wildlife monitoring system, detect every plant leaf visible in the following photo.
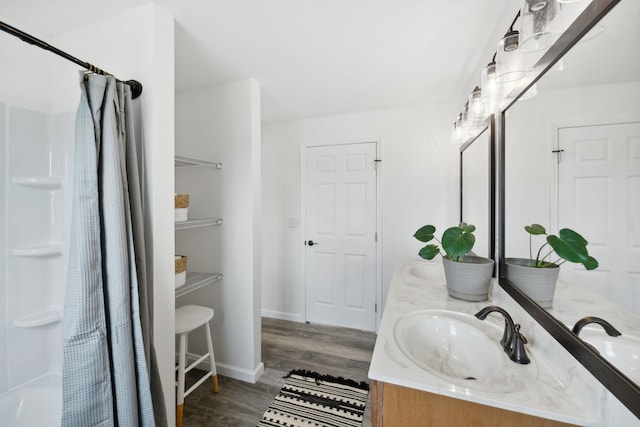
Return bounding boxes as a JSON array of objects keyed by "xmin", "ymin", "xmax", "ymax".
[
  {"xmin": 414, "ymin": 225, "xmax": 436, "ymax": 242},
  {"xmin": 525, "ymin": 224, "xmax": 546, "ymax": 235},
  {"xmin": 547, "ymin": 235, "xmax": 588, "ymax": 264},
  {"xmin": 459, "ymin": 222, "xmax": 476, "ymax": 233},
  {"xmin": 442, "ymin": 226, "xmax": 475, "ymax": 258},
  {"xmin": 418, "ymin": 244, "xmax": 440, "ymax": 260},
  {"xmin": 583, "ymin": 256, "xmax": 599, "ymax": 270},
  {"xmin": 558, "ymin": 228, "xmax": 588, "ymax": 247}
]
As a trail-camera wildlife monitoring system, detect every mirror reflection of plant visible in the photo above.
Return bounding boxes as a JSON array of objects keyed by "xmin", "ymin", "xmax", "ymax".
[
  {"xmin": 524, "ymin": 224, "xmax": 598, "ymax": 270},
  {"xmin": 413, "ymin": 223, "xmax": 476, "ymax": 262}
]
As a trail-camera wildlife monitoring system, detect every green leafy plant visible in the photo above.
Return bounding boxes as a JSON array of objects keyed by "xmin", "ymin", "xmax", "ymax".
[
  {"xmin": 524, "ymin": 224, "xmax": 598, "ymax": 270},
  {"xmin": 413, "ymin": 223, "xmax": 476, "ymax": 262}
]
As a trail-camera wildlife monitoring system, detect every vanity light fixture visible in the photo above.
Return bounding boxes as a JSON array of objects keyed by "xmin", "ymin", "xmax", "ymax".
[
  {"xmin": 519, "ymin": 0, "xmax": 562, "ymax": 52},
  {"xmin": 496, "ymin": 30, "xmax": 529, "ymax": 83},
  {"xmin": 468, "ymin": 86, "xmax": 485, "ymax": 121},
  {"xmin": 496, "ymin": 12, "xmax": 530, "ymax": 83},
  {"xmin": 481, "ymin": 56, "xmax": 502, "ymax": 115},
  {"xmin": 451, "ymin": 119, "xmax": 463, "ymax": 145}
]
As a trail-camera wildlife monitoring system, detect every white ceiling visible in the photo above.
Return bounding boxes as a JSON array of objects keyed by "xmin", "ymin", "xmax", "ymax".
[{"xmin": 0, "ymin": 0, "xmax": 513, "ymax": 122}]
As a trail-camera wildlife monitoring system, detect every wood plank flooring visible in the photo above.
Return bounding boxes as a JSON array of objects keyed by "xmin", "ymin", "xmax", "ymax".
[{"xmin": 181, "ymin": 317, "xmax": 378, "ymax": 427}]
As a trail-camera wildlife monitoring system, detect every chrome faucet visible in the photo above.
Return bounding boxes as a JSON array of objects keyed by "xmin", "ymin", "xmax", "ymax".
[
  {"xmin": 572, "ymin": 316, "xmax": 622, "ymax": 337},
  {"xmin": 475, "ymin": 306, "xmax": 530, "ymax": 365}
]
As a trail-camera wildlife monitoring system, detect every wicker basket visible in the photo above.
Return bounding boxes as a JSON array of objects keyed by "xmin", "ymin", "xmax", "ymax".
[
  {"xmin": 175, "ymin": 194, "xmax": 189, "ymax": 209},
  {"xmin": 175, "ymin": 194, "xmax": 189, "ymax": 222},
  {"xmin": 175, "ymin": 255, "xmax": 187, "ymax": 274},
  {"xmin": 175, "ymin": 255, "xmax": 187, "ymax": 288}
]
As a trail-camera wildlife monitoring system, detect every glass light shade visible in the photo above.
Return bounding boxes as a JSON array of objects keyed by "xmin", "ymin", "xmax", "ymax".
[
  {"xmin": 452, "ymin": 114, "xmax": 465, "ymax": 145},
  {"xmin": 468, "ymin": 86, "xmax": 485, "ymax": 121},
  {"xmin": 481, "ymin": 62, "xmax": 502, "ymax": 113},
  {"xmin": 552, "ymin": 1, "xmax": 592, "ymax": 37},
  {"xmin": 451, "ymin": 122, "xmax": 463, "ymax": 145},
  {"xmin": 519, "ymin": 0, "xmax": 562, "ymax": 52},
  {"xmin": 496, "ymin": 31, "xmax": 528, "ymax": 83}
]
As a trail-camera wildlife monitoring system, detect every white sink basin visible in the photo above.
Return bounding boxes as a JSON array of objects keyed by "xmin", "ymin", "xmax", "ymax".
[
  {"xmin": 407, "ymin": 262, "xmax": 442, "ymax": 281},
  {"xmin": 394, "ymin": 309, "xmax": 538, "ymax": 392},
  {"xmin": 580, "ymin": 331, "xmax": 640, "ymax": 384}
]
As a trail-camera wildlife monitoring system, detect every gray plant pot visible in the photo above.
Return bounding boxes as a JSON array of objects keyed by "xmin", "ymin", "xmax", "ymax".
[
  {"xmin": 504, "ymin": 258, "xmax": 560, "ymax": 309},
  {"xmin": 442, "ymin": 256, "xmax": 495, "ymax": 302}
]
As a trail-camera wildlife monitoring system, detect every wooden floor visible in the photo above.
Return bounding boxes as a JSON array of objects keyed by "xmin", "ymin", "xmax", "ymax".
[{"xmin": 181, "ymin": 317, "xmax": 378, "ymax": 427}]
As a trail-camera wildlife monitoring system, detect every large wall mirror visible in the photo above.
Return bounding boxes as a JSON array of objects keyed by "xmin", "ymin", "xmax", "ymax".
[
  {"xmin": 460, "ymin": 116, "xmax": 495, "ymax": 261},
  {"xmin": 499, "ymin": 0, "xmax": 640, "ymax": 418}
]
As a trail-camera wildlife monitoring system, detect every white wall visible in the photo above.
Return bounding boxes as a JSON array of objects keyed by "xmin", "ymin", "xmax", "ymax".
[
  {"xmin": 0, "ymin": 28, "xmax": 53, "ymax": 112},
  {"xmin": 262, "ymin": 101, "xmax": 460, "ymax": 323},
  {"xmin": 175, "ymin": 79, "xmax": 263, "ymax": 383},
  {"xmin": 0, "ymin": 102, "xmax": 6, "ymax": 394}
]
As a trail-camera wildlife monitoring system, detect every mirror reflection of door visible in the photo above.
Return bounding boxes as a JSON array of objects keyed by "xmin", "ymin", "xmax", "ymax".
[
  {"xmin": 556, "ymin": 122, "xmax": 640, "ymax": 313},
  {"xmin": 304, "ymin": 142, "xmax": 378, "ymax": 331}
]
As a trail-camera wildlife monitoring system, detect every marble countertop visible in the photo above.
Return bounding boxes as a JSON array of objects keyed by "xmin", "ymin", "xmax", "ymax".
[
  {"xmin": 368, "ymin": 260, "xmax": 598, "ymax": 426},
  {"xmin": 549, "ymin": 278, "xmax": 640, "ymax": 339}
]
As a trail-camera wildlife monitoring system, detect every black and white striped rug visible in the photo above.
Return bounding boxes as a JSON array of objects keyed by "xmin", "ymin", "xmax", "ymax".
[{"xmin": 257, "ymin": 370, "xmax": 370, "ymax": 427}]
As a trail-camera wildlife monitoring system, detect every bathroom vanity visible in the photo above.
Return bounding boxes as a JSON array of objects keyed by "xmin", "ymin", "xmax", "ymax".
[{"xmin": 368, "ymin": 261, "xmax": 612, "ymax": 426}]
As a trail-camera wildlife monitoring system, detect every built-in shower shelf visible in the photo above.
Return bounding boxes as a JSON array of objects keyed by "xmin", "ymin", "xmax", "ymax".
[
  {"xmin": 13, "ymin": 310, "xmax": 63, "ymax": 328},
  {"xmin": 12, "ymin": 244, "xmax": 63, "ymax": 257},
  {"xmin": 175, "ymin": 272, "xmax": 223, "ymax": 298},
  {"xmin": 12, "ymin": 177, "xmax": 63, "ymax": 189},
  {"xmin": 175, "ymin": 218, "xmax": 223, "ymax": 230}
]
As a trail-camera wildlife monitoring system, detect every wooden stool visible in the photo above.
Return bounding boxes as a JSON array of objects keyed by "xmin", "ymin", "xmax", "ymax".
[{"xmin": 175, "ymin": 304, "xmax": 219, "ymax": 427}]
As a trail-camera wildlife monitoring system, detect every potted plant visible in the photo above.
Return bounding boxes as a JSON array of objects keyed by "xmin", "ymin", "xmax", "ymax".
[
  {"xmin": 505, "ymin": 224, "xmax": 598, "ymax": 308},
  {"xmin": 413, "ymin": 222, "xmax": 494, "ymax": 302}
]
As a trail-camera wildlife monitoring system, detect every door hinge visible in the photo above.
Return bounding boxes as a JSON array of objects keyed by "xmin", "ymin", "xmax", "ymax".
[
  {"xmin": 375, "ymin": 232, "xmax": 378, "ymax": 242},
  {"xmin": 375, "ymin": 303, "xmax": 378, "ymax": 313},
  {"xmin": 552, "ymin": 149, "xmax": 564, "ymax": 163}
]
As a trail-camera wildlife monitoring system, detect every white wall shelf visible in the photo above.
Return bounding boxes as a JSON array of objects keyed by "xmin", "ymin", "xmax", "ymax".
[
  {"xmin": 175, "ymin": 154, "xmax": 222, "ymax": 169},
  {"xmin": 13, "ymin": 310, "xmax": 63, "ymax": 328},
  {"xmin": 175, "ymin": 218, "xmax": 223, "ymax": 230},
  {"xmin": 175, "ymin": 272, "xmax": 223, "ymax": 298},
  {"xmin": 12, "ymin": 244, "xmax": 63, "ymax": 257},
  {"xmin": 12, "ymin": 177, "xmax": 63, "ymax": 189}
]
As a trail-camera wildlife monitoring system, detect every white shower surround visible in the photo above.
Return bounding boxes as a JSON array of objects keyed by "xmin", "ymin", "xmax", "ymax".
[
  {"xmin": 1, "ymin": 4, "xmax": 176, "ymax": 423},
  {"xmin": 0, "ymin": 101, "xmax": 69, "ymax": 421},
  {"xmin": 0, "ymin": 373, "xmax": 61, "ymax": 427}
]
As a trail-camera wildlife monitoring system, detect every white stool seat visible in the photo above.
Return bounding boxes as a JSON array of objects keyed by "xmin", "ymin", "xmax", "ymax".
[
  {"xmin": 175, "ymin": 305, "xmax": 214, "ymax": 334},
  {"xmin": 175, "ymin": 304, "xmax": 218, "ymax": 427}
]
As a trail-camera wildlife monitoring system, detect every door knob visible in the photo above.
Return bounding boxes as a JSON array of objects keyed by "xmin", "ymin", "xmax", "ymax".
[{"xmin": 307, "ymin": 240, "xmax": 318, "ymax": 246}]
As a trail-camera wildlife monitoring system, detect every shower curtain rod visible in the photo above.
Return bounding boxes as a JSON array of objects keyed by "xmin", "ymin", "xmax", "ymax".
[{"xmin": 0, "ymin": 20, "xmax": 143, "ymax": 99}]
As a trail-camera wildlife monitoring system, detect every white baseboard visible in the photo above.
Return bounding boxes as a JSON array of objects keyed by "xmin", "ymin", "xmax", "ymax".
[
  {"xmin": 186, "ymin": 352, "xmax": 265, "ymax": 384},
  {"xmin": 261, "ymin": 309, "xmax": 304, "ymax": 322}
]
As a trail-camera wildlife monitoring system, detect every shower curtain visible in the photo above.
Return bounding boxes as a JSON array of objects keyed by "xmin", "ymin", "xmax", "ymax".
[{"xmin": 62, "ymin": 73, "xmax": 166, "ymax": 427}]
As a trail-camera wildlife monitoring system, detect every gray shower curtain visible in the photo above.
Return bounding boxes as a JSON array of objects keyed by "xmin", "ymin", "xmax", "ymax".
[{"xmin": 62, "ymin": 73, "xmax": 166, "ymax": 427}]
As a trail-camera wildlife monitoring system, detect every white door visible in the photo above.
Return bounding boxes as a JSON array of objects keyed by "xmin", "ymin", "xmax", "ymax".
[
  {"xmin": 557, "ymin": 122, "xmax": 640, "ymax": 312},
  {"xmin": 305, "ymin": 142, "xmax": 377, "ymax": 331}
]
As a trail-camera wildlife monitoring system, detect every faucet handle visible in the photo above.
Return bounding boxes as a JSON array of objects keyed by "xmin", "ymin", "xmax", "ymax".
[
  {"xmin": 515, "ymin": 324, "xmax": 528, "ymax": 344},
  {"xmin": 509, "ymin": 324, "xmax": 530, "ymax": 365}
]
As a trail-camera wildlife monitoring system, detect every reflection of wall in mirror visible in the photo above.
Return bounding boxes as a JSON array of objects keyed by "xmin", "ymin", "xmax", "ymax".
[
  {"xmin": 462, "ymin": 133, "xmax": 490, "ymax": 259},
  {"xmin": 505, "ymin": 81, "xmax": 640, "ymax": 306}
]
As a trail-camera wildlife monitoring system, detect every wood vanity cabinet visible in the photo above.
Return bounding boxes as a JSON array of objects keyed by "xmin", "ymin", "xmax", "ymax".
[{"xmin": 371, "ymin": 381, "xmax": 579, "ymax": 427}]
